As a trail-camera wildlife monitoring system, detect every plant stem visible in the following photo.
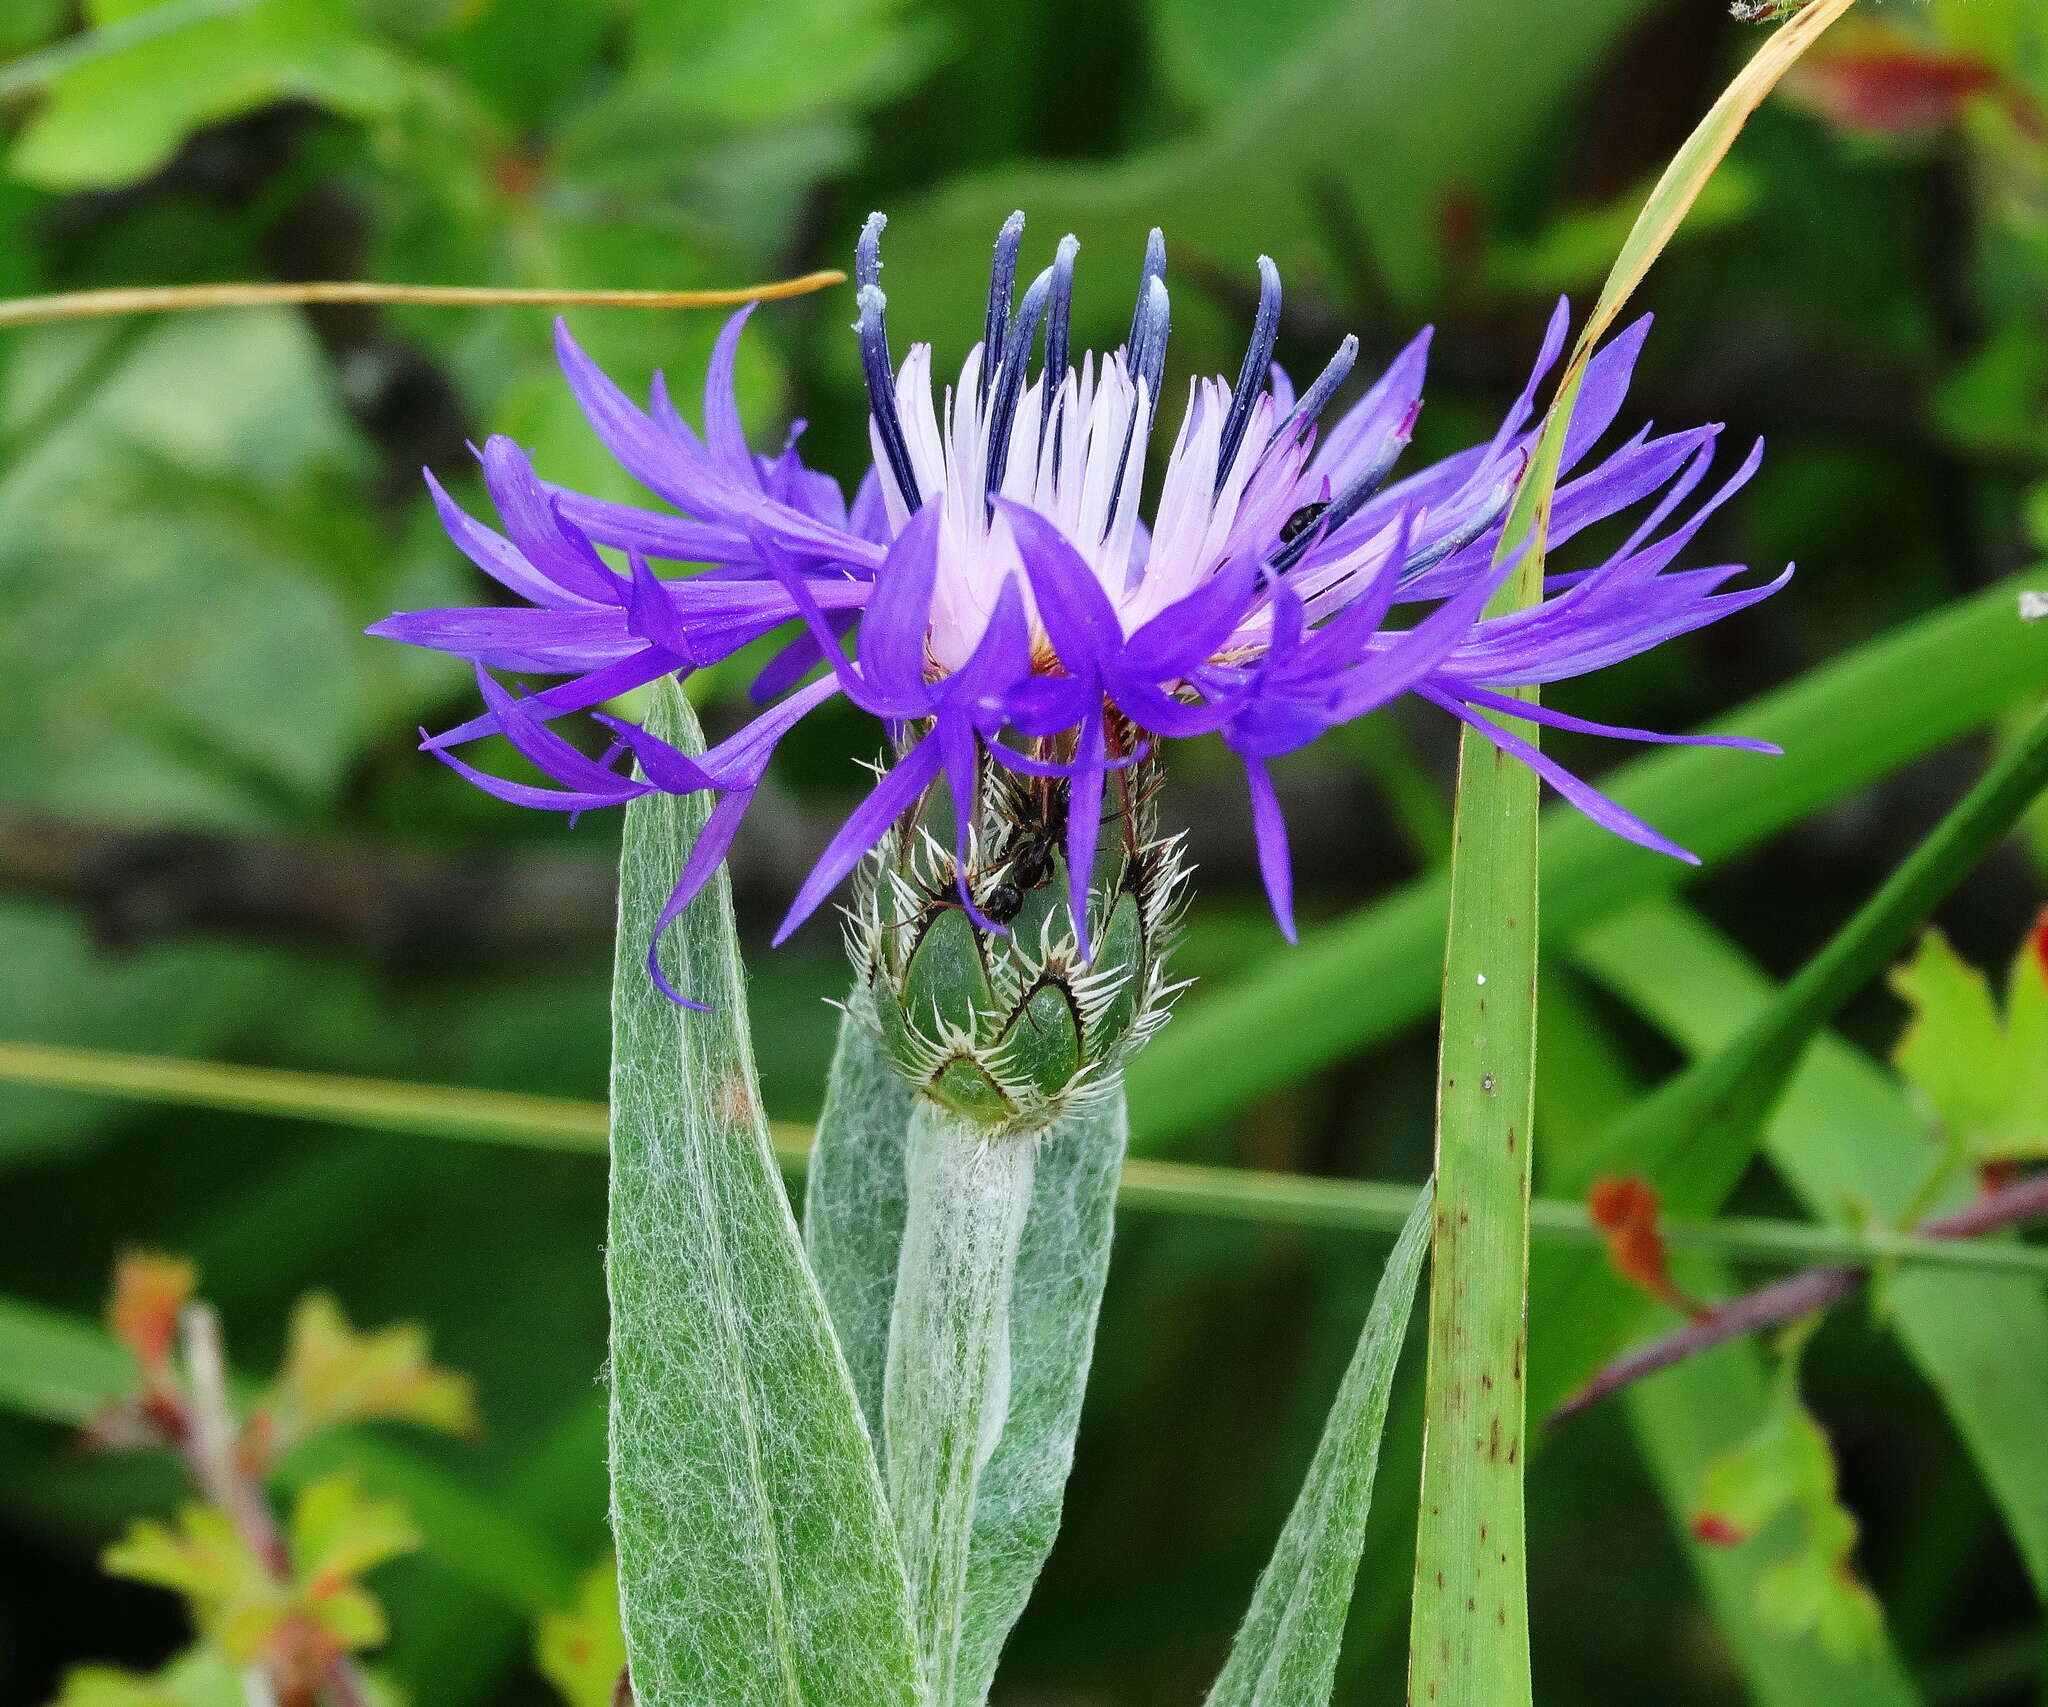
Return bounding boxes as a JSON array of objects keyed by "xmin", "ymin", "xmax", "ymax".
[
  {"xmin": 1409, "ymin": 725, "xmax": 1540, "ymax": 1706},
  {"xmin": 0, "ymin": 275, "xmax": 847, "ymax": 328},
  {"xmin": 883, "ymin": 1103, "xmax": 1037, "ymax": 1703},
  {"xmin": 1552, "ymin": 1170, "xmax": 2048, "ymax": 1423}
]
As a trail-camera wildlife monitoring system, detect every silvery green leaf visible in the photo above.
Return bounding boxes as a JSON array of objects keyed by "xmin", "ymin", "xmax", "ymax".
[
  {"xmin": 952, "ymin": 1090, "xmax": 1128, "ymax": 1707},
  {"xmin": 806, "ymin": 1009, "xmax": 1129, "ymax": 1707},
  {"xmin": 1205, "ymin": 1184, "xmax": 1433, "ymax": 1707},
  {"xmin": 608, "ymin": 681, "xmax": 919, "ymax": 1707},
  {"xmin": 805, "ymin": 1013, "xmax": 916, "ymax": 1436}
]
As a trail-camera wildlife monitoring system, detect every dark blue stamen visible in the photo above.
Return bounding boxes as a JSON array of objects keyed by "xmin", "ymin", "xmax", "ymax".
[
  {"xmin": 1215, "ymin": 255, "xmax": 1281, "ymax": 491},
  {"xmin": 1040, "ymin": 234, "xmax": 1079, "ymax": 460},
  {"xmin": 1396, "ymin": 467, "xmax": 1517, "ymax": 584},
  {"xmin": 1319, "ymin": 399, "xmax": 1420, "ymax": 532},
  {"xmin": 856, "ymin": 211, "xmax": 886, "ymax": 291},
  {"xmin": 981, "ymin": 211, "xmax": 1026, "ymax": 406},
  {"xmin": 1267, "ymin": 334, "xmax": 1358, "ymax": 451},
  {"xmin": 1127, "ymin": 228, "xmax": 1166, "ymax": 354},
  {"xmin": 1109, "ymin": 275, "xmax": 1171, "ymax": 519},
  {"xmin": 985, "ymin": 266, "xmax": 1053, "ymax": 500},
  {"xmin": 1268, "ymin": 399, "xmax": 1418, "ymax": 574},
  {"xmin": 857, "ymin": 284, "xmax": 922, "ymax": 512}
]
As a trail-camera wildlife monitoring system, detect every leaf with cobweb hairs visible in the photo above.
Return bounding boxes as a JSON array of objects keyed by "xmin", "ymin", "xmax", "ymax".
[
  {"xmin": 810, "ymin": 750, "xmax": 1184, "ymax": 1705},
  {"xmin": 608, "ymin": 679, "xmax": 920, "ymax": 1707}
]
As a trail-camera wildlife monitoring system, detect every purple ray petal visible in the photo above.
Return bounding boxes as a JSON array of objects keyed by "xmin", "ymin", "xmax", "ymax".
[
  {"xmin": 366, "ymin": 607, "xmax": 642, "ymax": 673},
  {"xmin": 422, "ymin": 652, "xmax": 681, "ymax": 750},
  {"xmin": 1240, "ymin": 754, "xmax": 1297, "ymax": 943},
  {"xmin": 1447, "ymin": 683, "xmax": 1782, "ymax": 752},
  {"xmin": 1063, "ymin": 713, "xmax": 1106, "ymax": 961},
  {"xmin": 1000, "ymin": 499, "xmax": 1122, "ymax": 672},
  {"xmin": 857, "ymin": 506, "xmax": 944, "ymax": 703},
  {"xmin": 481, "ymin": 437, "xmax": 622, "ymax": 604},
  {"xmin": 424, "ymin": 469, "xmax": 609, "ymax": 610},
  {"xmin": 645, "ymin": 788, "xmax": 757, "ymax": 1010},
  {"xmin": 1420, "ymin": 685, "xmax": 1699, "ymax": 863},
  {"xmin": 773, "ymin": 735, "xmax": 945, "ymax": 945},
  {"xmin": 701, "ymin": 306, "xmax": 759, "ymax": 483}
]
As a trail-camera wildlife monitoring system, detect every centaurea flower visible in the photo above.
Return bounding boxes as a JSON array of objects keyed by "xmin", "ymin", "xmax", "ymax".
[{"xmin": 370, "ymin": 213, "xmax": 1785, "ymax": 997}]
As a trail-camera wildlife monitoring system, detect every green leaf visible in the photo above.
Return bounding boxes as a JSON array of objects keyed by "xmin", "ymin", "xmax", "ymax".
[
  {"xmin": 104, "ymin": 1505, "xmax": 287, "ymax": 1661},
  {"xmin": 619, "ymin": 0, "xmax": 937, "ymax": 126},
  {"xmin": 1574, "ymin": 897, "xmax": 2048, "ymax": 1599},
  {"xmin": 9, "ymin": 0, "xmax": 411, "ymax": 190},
  {"xmin": 1532, "ymin": 708, "xmax": 2048, "ymax": 1421},
  {"xmin": 535, "ymin": 1560, "xmax": 628, "ymax": 1707},
  {"xmin": 1890, "ymin": 920, "xmax": 2048, "ymax": 1165},
  {"xmin": 1127, "ymin": 569, "xmax": 2048, "ymax": 1149},
  {"xmin": 607, "ymin": 679, "xmax": 920, "ymax": 1707},
  {"xmin": 288, "ymin": 1471, "xmax": 421, "ymax": 1591},
  {"xmin": 1889, "ymin": 930, "xmax": 2012, "ymax": 1153},
  {"xmin": 1204, "ymin": 1186, "xmax": 1431, "ymax": 1707},
  {"xmin": 877, "ymin": 0, "xmax": 1659, "ymax": 326},
  {"xmin": 45, "ymin": 1647, "xmax": 246, "ymax": 1707},
  {"xmin": 1695, "ymin": 1345, "xmax": 1885, "ymax": 1666},
  {"xmin": 0, "ymin": 311, "xmax": 449, "ymax": 828},
  {"xmin": 266, "ymin": 1292, "xmax": 479, "ymax": 1452},
  {"xmin": 954, "ymin": 1092, "xmax": 1129, "ymax": 1707},
  {"xmin": 1626, "ymin": 1319, "xmax": 1921, "ymax": 1701},
  {"xmin": 805, "ymin": 1012, "xmax": 1136, "ymax": 1707}
]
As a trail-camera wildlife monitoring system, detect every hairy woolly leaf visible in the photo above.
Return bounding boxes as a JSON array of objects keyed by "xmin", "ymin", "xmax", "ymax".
[
  {"xmin": 805, "ymin": 1010, "xmax": 1131, "ymax": 1707},
  {"xmin": 608, "ymin": 681, "xmax": 919, "ymax": 1707},
  {"xmin": 805, "ymin": 1015, "xmax": 918, "ymax": 1434},
  {"xmin": 953, "ymin": 1091, "xmax": 1128, "ymax": 1707}
]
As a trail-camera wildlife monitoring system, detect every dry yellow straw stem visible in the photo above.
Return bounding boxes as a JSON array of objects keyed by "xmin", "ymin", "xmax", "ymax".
[{"xmin": 0, "ymin": 270, "xmax": 847, "ymax": 330}]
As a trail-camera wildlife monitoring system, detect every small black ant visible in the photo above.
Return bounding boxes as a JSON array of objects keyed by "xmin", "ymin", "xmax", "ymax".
[{"xmin": 1007, "ymin": 831, "xmax": 1058, "ymax": 892}]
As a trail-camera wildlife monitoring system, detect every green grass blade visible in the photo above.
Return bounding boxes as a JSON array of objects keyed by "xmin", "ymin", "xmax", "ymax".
[
  {"xmin": 1574, "ymin": 898, "xmax": 2048, "ymax": 1598},
  {"xmin": 1127, "ymin": 570, "xmax": 2048, "ymax": 1146},
  {"xmin": 1409, "ymin": 9, "xmax": 1861, "ymax": 1692},
  {"xmin": 1540, "ymin": 971, "xmax": 1923, "ymax": 1705},
  {"xmin": 607, "ymin": 680, "xmax": 920, "ymax": 1707},
  {"xmin": 1410, "ymin": 721, "xmax": 1542, "ymax": 1704},
  {"xmin": 1207, "ymin": 1185, "xmax": 1433, "ymax": 1707},
  {"xmin": 1531, "ymin": 711, "xmax": 2048, "ymax": 1418}
]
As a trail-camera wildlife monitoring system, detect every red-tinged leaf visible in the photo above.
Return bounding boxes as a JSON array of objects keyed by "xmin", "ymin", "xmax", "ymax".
[
  {"xmin": 1787, "ymin": 22, "xmax": 2003, "ymax": 135},
  {"xmin": 107, "ymin": 1252, "xmax": 196, "ymax": 1379},
  {"xmin": 1588, "ymin": 1175, "xmax": 1708, "ymax": 1319},
  {"xmin": 536, "ymin": 1561, "xmax": 628, "ymax": 1707}
]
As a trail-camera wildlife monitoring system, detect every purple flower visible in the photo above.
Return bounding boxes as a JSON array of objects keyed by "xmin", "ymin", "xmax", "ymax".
[{"xmin": 370, "ymin": 212, "xmax": 1784, "ymax": 989}]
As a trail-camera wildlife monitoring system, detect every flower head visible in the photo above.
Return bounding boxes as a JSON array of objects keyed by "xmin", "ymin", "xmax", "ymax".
[{"xmin": 370, "ymin": 213, "xmax": 1785, "ymax": 996}]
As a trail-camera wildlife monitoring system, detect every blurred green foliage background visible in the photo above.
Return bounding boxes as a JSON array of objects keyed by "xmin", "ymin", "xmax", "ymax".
[{"xmin": 0, "ymin": 0, "xmax": 2044, "ymax": 1702}]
